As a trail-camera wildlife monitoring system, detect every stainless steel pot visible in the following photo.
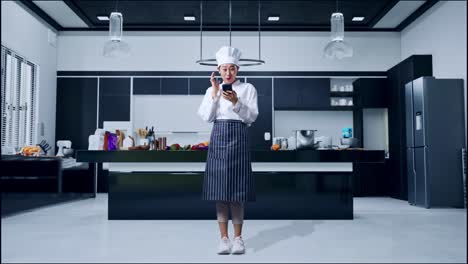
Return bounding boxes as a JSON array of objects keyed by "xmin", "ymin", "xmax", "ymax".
[{"xmin": 294, "ymin": 130, "xmax": 319, "ymax": 150}]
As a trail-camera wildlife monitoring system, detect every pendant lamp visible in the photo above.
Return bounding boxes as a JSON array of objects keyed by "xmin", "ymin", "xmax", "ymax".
[
  {"xmin": 323, "ymin": 1, "xmax": 353, "ymax": 59},
  {"xmin": 103, "ymin": 11, "xmax": 130, "ymax": 57},
  {"xmin": 196, "ymin": 0, "xmax": 265, "ymax": 66}
]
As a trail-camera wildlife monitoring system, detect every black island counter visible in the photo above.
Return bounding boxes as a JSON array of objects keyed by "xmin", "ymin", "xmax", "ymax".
[{"xmin": 77, "ymin": 150, "xmax": 385, "ymax": 220}]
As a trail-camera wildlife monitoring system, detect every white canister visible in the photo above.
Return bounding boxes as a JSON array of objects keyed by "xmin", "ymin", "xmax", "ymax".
[
  {"xmin": 339, "ymin": 98, "xmax": 347, "ymax": 105},
  {"xmin": 88, "ymin": 135, "xmax": 99, "ymax": 150},
  {"xmin": 288, "ymin": 136, "xmax": 296, "ymax": 150},
  {"xmin": 281, "ymin": 138, "xmax": 288, "ymax": 150},
  {"xmin": 139, "ymin": 138, "xmax": 150, "ymax": 146},
  {"xmin": 122, "ymin": 136, "xmax": 134, "ymax": 150}
]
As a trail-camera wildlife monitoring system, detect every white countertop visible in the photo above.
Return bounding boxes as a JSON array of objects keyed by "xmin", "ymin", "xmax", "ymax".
[{"xmin": 106, "ymin": 162, "xmax": 353, "ymax": 172}]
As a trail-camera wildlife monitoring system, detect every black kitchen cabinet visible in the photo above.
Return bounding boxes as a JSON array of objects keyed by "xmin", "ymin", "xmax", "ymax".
[
  {"xmin": 301, "ymin": 78, "xmax": 330, "ymax": 108},
  {"xmin": 274, "ymin": 78, "xmax": 300, "ymax": 108},
  {"xmin": 352, "ymin": 161, "xmax": 389, "ymax": 196},
  {"xmin": 386, "ymin": 55, "xmax": 432, "ymax": 200},
  {"xmin": 133, "ymin": 78, "xmax": 161, "ymax": 95},
  {"xmin": 99, "ymin": 78, "xmax": 131, "ymax": 128},
  {"xmin": 107, "ymin": 171, "xmax": 352, "ymax": 219},
  {"xmin": 353, "ymin": 109, "xmax": 363, "ymax": 148},
  {"xmin": 246, "ymin": 78, "xmax": 273, "ymax": 150},
  {"xmin": 189, "ymin": 77, "xmax": 209, "ymax": 95},
  {"xmin": 353, "ymin": 78, "xmax": 388, "ymax": 108},
  {"xmin": 249, "ymin": 78, "xmax": 272, "ymax": 96},
  {"xmin": 56, "ymin": 77, "xmax": 97, "ymax": 151},
  {"xmin": 161, "ymin": 78, "xmax": 189, "ymax": 95},
  {"xmin": 274, "ymin": 78, "xmax": 330, "ymax": 110}
]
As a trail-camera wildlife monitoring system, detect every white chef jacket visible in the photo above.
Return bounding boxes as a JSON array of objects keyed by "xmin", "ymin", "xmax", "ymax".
[{"xmin": 197, "ymin": 79, "xmax": 259, "ymax": 127}]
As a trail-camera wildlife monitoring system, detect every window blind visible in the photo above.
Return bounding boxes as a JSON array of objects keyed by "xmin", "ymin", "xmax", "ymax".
[{"xmin": 1, "ymin": 45, "xmax": 38, "ymax": 149}]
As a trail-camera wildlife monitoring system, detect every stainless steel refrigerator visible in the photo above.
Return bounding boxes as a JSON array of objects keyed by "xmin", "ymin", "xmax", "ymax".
[{"xmin": 405, "ymin": 77, "xmax": 465, "ymax": 208}]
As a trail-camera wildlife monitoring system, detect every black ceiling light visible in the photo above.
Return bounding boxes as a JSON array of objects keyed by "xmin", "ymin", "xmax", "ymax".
[{"xmin": 196, "ymin": 0, "xmax": 265, "ymax": 66}]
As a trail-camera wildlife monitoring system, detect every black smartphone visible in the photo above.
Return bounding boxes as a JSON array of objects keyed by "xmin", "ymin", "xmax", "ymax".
[{"xmin": 222, "ymin": 84, "xmax": 232, "ymax": 92}]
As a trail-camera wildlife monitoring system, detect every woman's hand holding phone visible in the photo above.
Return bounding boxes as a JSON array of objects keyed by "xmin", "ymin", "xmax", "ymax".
[{"xmin": 223, "ymin": 89, "xmax": 238, "ymax": 105}]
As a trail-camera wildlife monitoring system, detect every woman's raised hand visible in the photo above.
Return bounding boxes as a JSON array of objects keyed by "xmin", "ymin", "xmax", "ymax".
[{"xmin": 210, "ymin": 72, "xmax": 220, "ymax": 98}]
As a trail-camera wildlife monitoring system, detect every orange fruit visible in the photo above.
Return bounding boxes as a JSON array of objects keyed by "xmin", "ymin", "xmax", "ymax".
[{"xmin": 271, "ymin": 144, "xmax": 281, "ymax": 151}]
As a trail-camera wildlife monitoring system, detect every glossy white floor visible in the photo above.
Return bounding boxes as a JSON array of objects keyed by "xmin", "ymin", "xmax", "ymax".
[{"xmin": 1, "ymin": 194, "xmax": 466, "ymax": 263}]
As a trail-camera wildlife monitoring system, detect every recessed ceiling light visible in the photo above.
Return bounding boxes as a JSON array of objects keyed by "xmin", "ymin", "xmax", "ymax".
[
  {"xmin": 184, "ymin": 16, "xmax": 196, "ymax": 21},
  {"xmin": 97, "ymin": 15, "xmax": 109, "ymax": 21},
  {"xmin": 352, "ymin": 16, "xmax": 365, "ymax": 22},
  {"xmin": 268, "ymin": 16, "xmax": 280, "ymax": 21}
]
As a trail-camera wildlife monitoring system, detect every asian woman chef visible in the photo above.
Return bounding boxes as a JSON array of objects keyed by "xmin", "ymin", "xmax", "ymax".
[{"xmin": 197, "ymin": 46, "xmax": 259, "ymax": 254}]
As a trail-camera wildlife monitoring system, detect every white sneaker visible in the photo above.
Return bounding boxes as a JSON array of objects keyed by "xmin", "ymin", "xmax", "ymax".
[
  {"xmin": 217, "ymin": 237, "xmax": 231, "ymax": 254},
  {"xmin": 231, "ymin": 236, "xmax": 245, "ymax": 254}
]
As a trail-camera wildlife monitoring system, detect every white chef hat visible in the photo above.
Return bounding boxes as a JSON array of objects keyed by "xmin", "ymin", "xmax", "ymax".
[{"xmin": 215, "ymin": 46, "xmax": 242, "ymax": 67}]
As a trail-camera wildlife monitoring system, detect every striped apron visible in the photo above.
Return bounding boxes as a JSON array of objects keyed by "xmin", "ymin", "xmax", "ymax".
[{"xmin": 202, "ymin": 119, "xmax": 255, "ymax": 202}]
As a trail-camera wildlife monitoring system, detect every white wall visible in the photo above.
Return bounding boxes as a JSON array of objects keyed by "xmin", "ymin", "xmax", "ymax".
[
  {"xmin": 401, "ymin": 1, "xmax": 466, "ymax": 81},
  {"xmin": 1, "ymin": 1, "xmax": 58, "ymax": 154},
  {"xmin": 363, "ymin": 109, "xmax": 388, "ymax": 152},
  {"xmin": 57, "ymin": 31, "xmax": 401, "ymax": 72},
  {"xmin": 401, "ymin": 1, "xmax": 467, "ymax": 142}
]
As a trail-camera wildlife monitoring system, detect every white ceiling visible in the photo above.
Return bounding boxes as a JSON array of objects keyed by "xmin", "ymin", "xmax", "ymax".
[
  {"xmin": 373, "ymin": 0, "xmax": 426, "ymax": 28},
  {"xmin": 33, "ymin": 0, "xmax": 88, "ymax": 28}
]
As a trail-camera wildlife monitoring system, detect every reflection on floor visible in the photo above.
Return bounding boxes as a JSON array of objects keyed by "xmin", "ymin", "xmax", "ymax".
[
  {"xmin": 1, "ymin": 192, "xmax": 93, "ymax": 217},
  {"xmin": 1, "ymin": 194, "xmax": 466, "ymax": 263}
]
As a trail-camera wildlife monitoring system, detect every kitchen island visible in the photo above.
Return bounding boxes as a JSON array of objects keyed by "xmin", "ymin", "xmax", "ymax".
[{"xmin": 77, "ymin": 150, "xmax": 385, "ymax": 220}]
